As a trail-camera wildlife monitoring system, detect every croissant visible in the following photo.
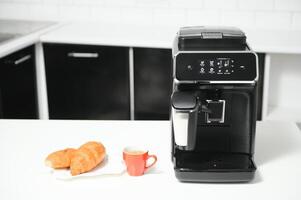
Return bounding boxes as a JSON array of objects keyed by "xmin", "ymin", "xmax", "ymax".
[
  {"xmin": 70, "ymin": 141, "xmax": 106, "ymax": 176},
  {"xmin": 45, "ymin": 148, "xmax": 76, "ymax": 169}
]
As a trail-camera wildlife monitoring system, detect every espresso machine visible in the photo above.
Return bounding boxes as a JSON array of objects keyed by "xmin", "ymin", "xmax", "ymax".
[{"xmin": 171, "ymin": 27, "xmax": 258, "ymax": 182}]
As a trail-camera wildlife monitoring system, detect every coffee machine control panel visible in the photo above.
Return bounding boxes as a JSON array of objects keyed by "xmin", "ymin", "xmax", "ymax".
[{"xmin": 175, "ymin": 52, "xmax": 257, "ymax": 81}]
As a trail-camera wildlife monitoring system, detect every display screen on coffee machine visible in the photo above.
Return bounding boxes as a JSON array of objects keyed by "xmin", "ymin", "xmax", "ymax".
[
  {"xmin": 175, "ymin": 53, "xmax": 257, "ymax": 81},
  {"xmin": 198, "ymin": 58, "xmax": 232, "ymax": 74}
]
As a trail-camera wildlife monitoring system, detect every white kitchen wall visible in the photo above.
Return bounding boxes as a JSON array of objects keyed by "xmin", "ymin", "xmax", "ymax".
[
  {"xmin": 0, "ymin": 0, "xmax": 301, "ymax": 30},
  {"xmin": 267, "ymin": 54, "xmax": 301, "ymax": 120},
  {"xmin": 268, "ymin": 54, "xmax": 301, "ymax": 109}
]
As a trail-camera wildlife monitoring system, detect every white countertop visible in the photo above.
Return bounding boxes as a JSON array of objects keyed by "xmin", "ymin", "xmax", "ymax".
[
  {"xmin": 41, "ymin": 22, "xmax": 301, "ymax": 54},
  {"xmin": 41, "ymin": 22, "xmax": 175, "ymax": 49},
  {"xmin": 1, "ymin": 21, "xmax": 301, "ymax": 57},
  {"xmin": 0, "ymin": 120, "xmax": 300, "ymax": 200},
  {"xmin": 0, "ymin": 20, "xmax": 59, "ymax": 58}
]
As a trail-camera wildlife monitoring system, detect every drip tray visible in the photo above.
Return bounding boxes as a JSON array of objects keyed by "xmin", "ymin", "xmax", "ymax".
[{"xmin": 174, "ymin": 152, "xmax": 256, "ymax": 182}]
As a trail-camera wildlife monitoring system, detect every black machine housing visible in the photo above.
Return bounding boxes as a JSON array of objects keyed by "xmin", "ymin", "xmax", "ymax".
[{"xmin": 171, "ymin": 26, "xmax": 258, "ymax": 182}]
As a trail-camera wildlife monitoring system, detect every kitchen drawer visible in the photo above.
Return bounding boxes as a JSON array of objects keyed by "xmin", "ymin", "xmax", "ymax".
[{"xmin": 43, "ymin": 43, "xmax": 130, "ymax": 120}]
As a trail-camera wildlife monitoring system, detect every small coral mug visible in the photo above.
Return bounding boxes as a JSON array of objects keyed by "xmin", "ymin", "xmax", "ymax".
[{"xmin": 123, "ymin": 146, "xmax": 157, "ymax": 176}]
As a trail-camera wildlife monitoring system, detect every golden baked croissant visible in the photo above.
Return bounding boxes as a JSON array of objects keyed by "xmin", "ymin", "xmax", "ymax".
[
  {"xmin": 45, "ymin": 148, "xmax": 76, "ymax": 169},
  {"xmin": 45, "ymin": 141, "xmax": 106, "ymax": 176},
  {"xmin": 70, "ymin": 141, "xmax": 106, "ymax": 176}
]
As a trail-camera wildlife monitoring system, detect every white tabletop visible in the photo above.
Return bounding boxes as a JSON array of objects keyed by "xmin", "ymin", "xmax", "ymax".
[{"xmin": 0, "ymin": 120, "xmax": 300, "ymax": 200}]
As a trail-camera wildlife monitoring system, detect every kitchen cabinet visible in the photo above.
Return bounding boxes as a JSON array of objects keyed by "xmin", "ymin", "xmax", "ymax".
[
  {"xmin": 0, "ymin": 45, "xmax": 38, "ymax": 119},
  {"xmin": 43, "ymin": 43, "xmax": 130, "ymax": 120},
  {"xmin": 133, "ymin": 48, "xmax": 172, "ymax": 120}
]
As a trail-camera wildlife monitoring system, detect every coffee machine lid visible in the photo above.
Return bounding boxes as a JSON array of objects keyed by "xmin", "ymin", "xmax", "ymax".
[
  {"xmin": 179, "ymin": 26, "xmax": 245, "ymax": 38},
  {"xmin": 178, "ymin": 26, "xmax": 247, "ymax": 51},
  {"xmin": 171, "ymin": 92, "xmax": 197, "ymax": 110}
]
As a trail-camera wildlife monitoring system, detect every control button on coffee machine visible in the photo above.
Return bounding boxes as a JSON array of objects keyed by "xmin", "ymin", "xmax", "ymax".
[
  {"xmin": 200, "ymin": 68, "xmax": 205, "ymax": 74},
  {"xmin": 200, "ymin": 60, "xmax": 205, "ymax": 67},
  {"xmin": 224, "ymin": 69, "xmax": 230, "ymax": 74},
  {"xmin": 186, "ymin": 65, "xmax": 193, "ymax": 71},
  {"xmin": 224, "ymin": 60, "xmax": 230, "ymax": 67}
]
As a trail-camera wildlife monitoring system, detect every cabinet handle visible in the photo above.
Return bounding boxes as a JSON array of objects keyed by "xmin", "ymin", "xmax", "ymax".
[
  {"xmin": 67, "ymin": 52, "xmax": 99, "ymax": 58},
  {"xmin": 13, "ymin": 55, "xmax": 32, "ymax": 65}
]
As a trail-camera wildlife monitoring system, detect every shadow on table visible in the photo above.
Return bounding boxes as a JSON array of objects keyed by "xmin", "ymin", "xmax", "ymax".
[
  {"xmin": 296, "ymin": 123, "xmax": 301, "ymax": 131},
  {"xmin": 251, "ymin": 171, "xmax": 262, "ymax": 184}
]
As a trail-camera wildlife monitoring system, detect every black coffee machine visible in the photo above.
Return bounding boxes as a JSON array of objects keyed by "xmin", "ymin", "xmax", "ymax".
[{"xmin": 171, "ymin": 26, "xmax": 258, "ymax": 182}]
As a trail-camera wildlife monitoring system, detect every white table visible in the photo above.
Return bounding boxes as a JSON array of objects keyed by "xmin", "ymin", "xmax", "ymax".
[{"xmin": 0, "ymin": 120, "xmax": 300, "ymax": 200}]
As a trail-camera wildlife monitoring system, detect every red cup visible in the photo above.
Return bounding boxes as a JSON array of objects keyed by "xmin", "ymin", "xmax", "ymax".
[{"xmin": 123, "ymin": 146, "xmax": 157, "ymax": 176}]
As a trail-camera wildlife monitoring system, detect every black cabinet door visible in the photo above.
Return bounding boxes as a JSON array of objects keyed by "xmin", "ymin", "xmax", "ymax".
[
  {"xmin": 134, "ymin": 48, "xmax": 172, "ymax": 120},
  {"xmin": 0, "ymin": 45, "xmax": 38, "ymax": 119},
  {"xmin": 43, "ymin": 43, "xmax": 130, "ymax": 120}
]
